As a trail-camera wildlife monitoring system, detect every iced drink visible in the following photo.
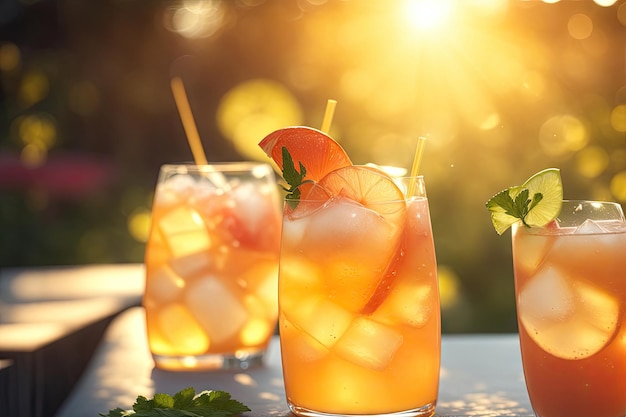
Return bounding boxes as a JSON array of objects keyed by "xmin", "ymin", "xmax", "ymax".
[
  {"xmin": 279, "ymin": 176, "xmax": 440, "ymax": 417},
  {"xmin": 512, "ymin": 200, "xmax": 626, "ymax": 417},
  {"xmin": 143, "ymin": 162, "xmax": 281, "ymax": 370}
]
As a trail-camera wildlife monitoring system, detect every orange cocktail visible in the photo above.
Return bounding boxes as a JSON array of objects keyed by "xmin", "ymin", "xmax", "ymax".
[
  {"xmin": 512, "ymin": 200, "xmax": 626, "ymax": 417},
  {"xmin": 259, "ymin": 126, "xmax": 440, "ymax": 417},
  {"xmin": 143, "ymin": 162, "xmax": 281, "ymax": 371},
  {"xmin": 279, "ymin": 175, "xmax": 440, "ymax": 416}
]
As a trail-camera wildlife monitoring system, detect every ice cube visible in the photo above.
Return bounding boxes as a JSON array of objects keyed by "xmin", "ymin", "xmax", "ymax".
[
  {"xmin": 159, "ymin": 206, "xmax": 211, "ymax": 258},
  {"xmin": 238, "ymin": 294, "xmax": 275, "ymax": 348},
  {"xmin": 373, "ymin": 280, "xmax": 433, "ymax": 327},
  {"xmin": 518, "ymin": 265, "xmax": 620, "ymax": 360},
  {"xmin": 146, "ymin": 265, "xmax": 185, "ymax": 303},
  {"xmin": 168, "ymin": 251, "xmax": 213, "ymax": 277},
  {"xmin": 513, "ymin": 231, "xmax": 553, "ymax": 275},
  {"xmin": 280, "ymin": 214, "xmax": 310, "ymax": 249},
  {"xmin": 334, "ymin": 316, "xmax": 403, "ymax": 371},
  {"xmin": 574, "ymin": 219, "xmax": 607, "ymax": 234},
  {"xmin": 305, "ymin": 198, "xmax": 400, "ymax": 254},
  {"xmin": 280, "ymin": 316, "xmax": 328, "ymax": 362},
  {"xmin": 230, "ymin": 182, "xmax": 272, "ymax": 235},
  {"xmin": 239, "ymin": 319, "xmax": 272, "ymax": 346},
  {"xmin": 157, "ymin": 303, "xmax": 210, "ymax": 355},
  {"xmin": 159, "ymin": 205, "xmax": 205, "ymax": 236},
  {"xmin": 576, "ymin": 281, "xmax": 619, "ymax": 332},
  {"xmin": 167, "ymin": 232, "xmax": 211, "ymax": 259},
  {"xmin": 303, "ymin": 198, "xmax": 402, "ymax": 311},
  {"xmin": 278, "ymin": 256, "xmax": 323, "ymax": 312},
  {"xmin": 549, "ymin": 222, "xmax": 625, "ymax": 270},
  {"xmin": 186, "ymin": 276, "xmax": 248, "ymax": 344},
  {"xmin": 287, "ymin": 298, "xmax": 353, "ymax": 349},
  {"xmin": 239, "ymin": 310, "xmax": 272, "ymax": 346},
  {"xmin": 154, "ymin": 175, "xmax": 197, "ymax": 206},
  {"xmin": 518, "ymin": 265, "xmax": 575, "ymax": 322}
]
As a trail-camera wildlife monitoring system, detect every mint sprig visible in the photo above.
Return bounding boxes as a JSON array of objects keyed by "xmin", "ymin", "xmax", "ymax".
[
  {"xmin": 281, "ymin": 146, "xmax": 312, "ymax": 209},
  {"xmin": 487, "ymin": 188, "xmax": 543, "ymax": 228},
  {"xmin": 99, "ymin": 387, "xmax": 250, "ymax": 417}
]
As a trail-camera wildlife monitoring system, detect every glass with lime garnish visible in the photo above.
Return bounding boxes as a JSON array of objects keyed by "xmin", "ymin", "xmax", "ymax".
[{"xmin": 486, "ymin": 169, "xmax": 626, "ymax": 417}]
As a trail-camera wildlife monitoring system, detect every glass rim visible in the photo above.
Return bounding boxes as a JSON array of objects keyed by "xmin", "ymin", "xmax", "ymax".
[
  {"xmin": 284, "ymin": 175, "xmax": 426, "ymax": 204},
  {"xmin": 160, "ymin": 161, "xmax": 273, "ymax": 173},
  {"xmin": 513, "ymin": 199, "xmax": 625, "ymax": 234},
  {"xmin": 561, "ymin": 199, "xmax": 622, "ymax": 206}
]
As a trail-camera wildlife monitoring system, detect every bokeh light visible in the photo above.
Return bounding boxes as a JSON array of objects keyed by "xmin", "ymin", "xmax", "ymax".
[
  {"xmin": 19, "ymin": 70, "xmax": 49, "ymax": 107},
  {"xmin": 610, "ymin": 104, "xmax": 626, "ymax": 132},
  {"xmin": 568, "ymin": 13, "xmax": 593, "ymax": 40},
  {"xmin": 164, "ymin": 0, "xmax": 227, "ymax": 40},
  {"xmin": 216, "ymin": 79, "xmax": 303, "ymax": 161},
  {"xmin": 13, "ymin": 113, "xmax": 57, "ymax": 167},
  {"xmin": 575, "ymin": 146, "xmax": 609, "ymax": 179},
  {"xmin": 0, "ymin": 42, "xmax": 20, "ymax": 72},
  {"xmin": 539, "ymin": 115, "xmax": 588, "ymax": 157},
  {"xmin": 611, "ymin": 171, "xmax": 626, "ymax": 201},
  {"xmin": 438, "ymin": 265, "xmax": 460, "ymax": 311}
]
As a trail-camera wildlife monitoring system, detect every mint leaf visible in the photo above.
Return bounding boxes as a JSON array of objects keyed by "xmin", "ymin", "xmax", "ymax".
[
  {"xmin": 99, "ymin": 388, "xmax": 250, "ymax": 417},
  {"xmin": 512, "ymin": 188, "xmax": 531, "ymax": 219},
  {"xmin": 528, "ymin": 190, "xmax": 544, "ymax": 212},
  {"xmin": 487, "ymin": 187, "xmax": 543, "ymax": 228},
  {"xmin": 281, "ymin": 146, "xmax": 312, "ymax": 209},
  {"xmin": 488, "ymin": 189, "xmax": 518, "ymax": 217}
]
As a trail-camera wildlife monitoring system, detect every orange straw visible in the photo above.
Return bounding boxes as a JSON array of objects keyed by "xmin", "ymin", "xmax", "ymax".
[
  {"xmin": 407, "ymin": 136, "xmax": 427, "ymax": 197},
  {"xmin": 170, "ymin": 77, "xmax": 208, "ymax": 165},
  {"xmin": 320, "ymin": 99, "xmax": 337, "ymax": 133}
]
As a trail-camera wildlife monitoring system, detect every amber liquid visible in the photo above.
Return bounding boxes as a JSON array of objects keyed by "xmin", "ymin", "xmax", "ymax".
[
  {"xmin": 143, "ymin": 170, "xmax": 281, "ymax": 370},
  {"xmin": 513, "ymin": 223, "xmax": 626, "ymax": 417},
  {"xmin": 279, "ymin": 196, "xmax": 440, "ymax": 416}
]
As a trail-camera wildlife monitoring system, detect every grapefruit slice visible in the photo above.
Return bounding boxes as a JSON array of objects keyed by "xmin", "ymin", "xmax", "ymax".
[{"xmin": 258, "ymin": 126, "xmax": 352, "ymax": 182}]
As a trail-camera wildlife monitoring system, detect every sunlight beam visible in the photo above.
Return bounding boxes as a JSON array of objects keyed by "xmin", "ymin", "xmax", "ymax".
[{"xmin": 401, "ymin": 0, "xmax": 453, "ymax": 33}]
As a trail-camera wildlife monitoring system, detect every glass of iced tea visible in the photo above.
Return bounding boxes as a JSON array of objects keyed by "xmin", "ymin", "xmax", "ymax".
[
  {"xmin": 279, "ymin": 174, "xmax": 441, "ymax": 417},
  {"xmin": 512, "ymin": 200, "xmax": 626, "ymax": 417},
  {"xmin": 143, "ymin": 162, "xmax": 282, "ymax": 371}
]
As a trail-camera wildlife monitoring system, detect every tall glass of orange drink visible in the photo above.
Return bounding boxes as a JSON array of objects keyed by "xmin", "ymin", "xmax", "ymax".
[
  {"xmin": 259, "ymin": 127, "xmax": 440, "ymax": 417},
  {"xmin": 143, "ymin": 162, "xmax": 281, "ymax": 371},
  {"xmin": 512, "ymin": 200, "xmax": 626, "ymax": 417}
]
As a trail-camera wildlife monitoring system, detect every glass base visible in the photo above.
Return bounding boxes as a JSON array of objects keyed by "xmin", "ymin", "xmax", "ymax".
[
  {"xmin": 288, "ymin": 401, "xmax": 436, "ymax": 417},
  {"xmin": 152, "ymin": 349, "xmax": 266, "ymax": 371}
]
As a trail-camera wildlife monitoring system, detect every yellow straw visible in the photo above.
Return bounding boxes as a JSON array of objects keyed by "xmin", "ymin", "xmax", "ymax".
[
  {"xmin": 407, "ymin": 136, "xmax": 427, "ymax": 197},
  {"xmin": 170, "ymin": 77, "xmax": 208, "ymax": 165},
  {"xmin": 320, "ymin": 99, "xmax": 337, "ymax": 133}
]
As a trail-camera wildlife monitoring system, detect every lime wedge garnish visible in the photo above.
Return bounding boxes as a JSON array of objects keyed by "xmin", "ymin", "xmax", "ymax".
[{"xmin": 486, "ymin": 168, "xmax": 563, "ymax": 235}]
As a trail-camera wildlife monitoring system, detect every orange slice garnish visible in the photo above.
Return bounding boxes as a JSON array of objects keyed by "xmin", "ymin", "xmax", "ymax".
[{"xmin": 317, "ymin": 165, "xmax": 407, "ymax": 226}]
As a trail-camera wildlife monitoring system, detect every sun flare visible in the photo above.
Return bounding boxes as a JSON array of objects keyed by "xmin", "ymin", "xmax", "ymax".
[{"xmin": 401, "ymin": 0, "xmax": 454, "ymax": 33}]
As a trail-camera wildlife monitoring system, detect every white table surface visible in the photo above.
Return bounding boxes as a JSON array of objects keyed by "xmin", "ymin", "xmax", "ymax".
[{"xmin": 54, "ymin": 307, "xmax": 534, "ymax": 417}]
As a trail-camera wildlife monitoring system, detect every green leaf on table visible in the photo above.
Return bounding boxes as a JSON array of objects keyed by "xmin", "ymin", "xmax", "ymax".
[{"xmin": 99, "ymin": 387, "xmax": 250, "ymax": 417}]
